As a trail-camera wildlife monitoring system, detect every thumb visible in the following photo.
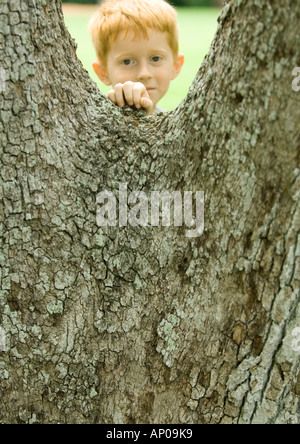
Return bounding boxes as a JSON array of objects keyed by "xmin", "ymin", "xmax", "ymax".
[{"xmin": 140, "ymin": 96, "xmax": 153, "ymax": 109}]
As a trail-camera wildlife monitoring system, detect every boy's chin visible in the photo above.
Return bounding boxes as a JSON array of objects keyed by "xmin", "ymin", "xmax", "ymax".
[{"xmin": 147, "ymin": 89, "xmax": 160, "ymax": 101}]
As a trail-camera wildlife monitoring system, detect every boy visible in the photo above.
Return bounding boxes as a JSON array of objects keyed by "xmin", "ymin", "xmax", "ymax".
[{"xmin": 89, "ymin": 0, "xmax": 184, "ymax": 115}]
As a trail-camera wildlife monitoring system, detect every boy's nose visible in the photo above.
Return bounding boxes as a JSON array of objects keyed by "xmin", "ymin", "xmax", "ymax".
[{"xmin": 137, "ymin": 61, "xmax": 152, "ymax": 80}]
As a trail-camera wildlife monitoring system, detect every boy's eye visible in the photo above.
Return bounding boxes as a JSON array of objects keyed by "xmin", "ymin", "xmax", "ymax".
[
  {"xmin": 122, "ymin": 59, "xmax": 133, "ymax": 66},
  {"xmin": 151, "ymin": 56, "xmax": 161, "ymax": 63}
]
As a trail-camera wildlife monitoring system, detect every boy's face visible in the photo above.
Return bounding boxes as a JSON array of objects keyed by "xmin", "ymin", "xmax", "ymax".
[{"xmin": 93, "ymin": 30, "xmax": 184, "ymax": 109}]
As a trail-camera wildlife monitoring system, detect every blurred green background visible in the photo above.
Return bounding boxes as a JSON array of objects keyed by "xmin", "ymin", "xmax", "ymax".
[
  {"xmin": 62, "ymin": 0, "xmax": 221, "ymax": 5},
  {"xmin": 62, "ymin": 1, "xmax": 221, "ymax": 110}
]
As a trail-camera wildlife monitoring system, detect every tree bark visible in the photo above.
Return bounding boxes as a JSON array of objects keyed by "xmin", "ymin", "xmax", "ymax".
[{"xmin": 0, "ymin": 0, "xmax": 299, "ymax": 424}]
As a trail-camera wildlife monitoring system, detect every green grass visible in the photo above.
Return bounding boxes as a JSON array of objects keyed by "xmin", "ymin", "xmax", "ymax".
[{"xmin": 63, "ymin": 7, "xmax": 220, "ymax": 111}]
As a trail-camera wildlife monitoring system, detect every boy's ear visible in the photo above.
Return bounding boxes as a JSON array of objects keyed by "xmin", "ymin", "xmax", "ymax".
[
  {"xmin": 171, "ymin": 53, "xmax": 185, "ymax": 80},
  {"xmin": 92, "ymin": 60, "xmax": 111, "ymax": 86}
]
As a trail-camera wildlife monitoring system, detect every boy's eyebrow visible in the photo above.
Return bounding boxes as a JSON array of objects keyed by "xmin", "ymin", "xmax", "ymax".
[{"xmin": 113, "ymin": 48, "xmax": 169, "ymax": 59}]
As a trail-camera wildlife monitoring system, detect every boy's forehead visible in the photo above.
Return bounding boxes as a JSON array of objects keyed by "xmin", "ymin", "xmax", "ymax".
[
  {"xmin": 112, "ymin": 28, "xmax": 148, "ymax": 42},
  {"xmin": 109, "ymin": 29, "xmax": 171, "ymax": 53}
]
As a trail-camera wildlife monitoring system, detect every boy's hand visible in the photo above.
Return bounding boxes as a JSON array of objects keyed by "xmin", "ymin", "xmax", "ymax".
[{"xmin": 108, "ymin": 81, "xmax": 154, "ymax": 115}]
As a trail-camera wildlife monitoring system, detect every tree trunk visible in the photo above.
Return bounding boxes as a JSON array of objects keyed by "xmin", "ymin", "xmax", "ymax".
[{"xmin": 0, "ymin": 0, "xmax": 299, "ymax": 424}]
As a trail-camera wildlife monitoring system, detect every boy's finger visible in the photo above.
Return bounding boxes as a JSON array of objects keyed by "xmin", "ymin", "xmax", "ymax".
[
  {"xmin": 107, "ymin": 90, "xmax": 116, "ymax": 104},
  {"xmin": 140, "ymin": 96, "xmax": 153, "ymax": 109},
  {"xmin": 140, "ymin": 86, "xmax": 152, "ymax": 110},
  {"xmin": 132, "ymin": 85, "xmax": 143, "ymax": 109},
  {"xmin": 123, "ymin": 82, "xmax": 134, "ymax": 107},
  {"xmin": 114, "ymin": 83, "xmax": 125, "ymax": 107}
]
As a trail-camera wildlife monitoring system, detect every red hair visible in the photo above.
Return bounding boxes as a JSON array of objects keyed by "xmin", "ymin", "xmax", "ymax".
[{"xmin": 89, "ymin": 0, "xmax": 179, "ymax": 65}]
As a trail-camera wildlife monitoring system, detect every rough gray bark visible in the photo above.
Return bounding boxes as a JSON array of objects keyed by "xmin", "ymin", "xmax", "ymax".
[{"xmin": 0, "ymin": 0, "xmax": 299, "ymax": 424}]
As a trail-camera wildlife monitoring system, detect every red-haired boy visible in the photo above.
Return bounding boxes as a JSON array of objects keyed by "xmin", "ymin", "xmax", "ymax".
[{"xmin": 89, "ymin": 0, "xmax": 184, "ymax": 114}]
